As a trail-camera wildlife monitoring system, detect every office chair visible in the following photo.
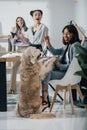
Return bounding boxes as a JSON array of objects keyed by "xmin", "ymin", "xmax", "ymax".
[{"xmin": 49, "ymin": 57, "xmax": 83, "ymax": 114}]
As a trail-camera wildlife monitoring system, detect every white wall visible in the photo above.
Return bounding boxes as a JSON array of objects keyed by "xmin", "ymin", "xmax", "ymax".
[
  {"xmin": 48, "ymin": 0, "xmax": 75, "ymax": 47},
  {"xmin": 74, "ymin": 0, "xmax": 87, "ymax": 36},
  {"xmin": 0, "ymin": 0, "xmax": 86, "ymax": 48}
]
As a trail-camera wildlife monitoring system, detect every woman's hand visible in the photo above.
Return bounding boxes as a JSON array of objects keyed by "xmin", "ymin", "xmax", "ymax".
[
  {"xmin": 54, "ymin": 60, "xmax": 60, "ymax": 68},
  {"xmin": 44, "ymin": 36, "xmax": 51, "ymax": 48}
]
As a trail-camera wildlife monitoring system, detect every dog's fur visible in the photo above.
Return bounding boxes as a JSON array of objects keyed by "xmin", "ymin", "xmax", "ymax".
[{"xmin": 16, "ymin": 47, "xmax": 56, "ymax": 118}]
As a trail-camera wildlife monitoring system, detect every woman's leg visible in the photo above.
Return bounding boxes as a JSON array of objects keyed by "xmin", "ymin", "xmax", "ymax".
[
  {"xmin": 41, "ymin": 72, "xmax": 51, "ymax": 111},
  {"xmin": 8, "ymin": 61, "xmax": 20, "ymax": 94},
  {"xmin": 41, "ymin": 83, "xmax": 51, "ymax": 112},
  {"xmin": 42, "ymin": 84, "xmax": 49, "ymax": 104},
  {"xmin": 42, "ymin": 70, "xmax": 65, "ymax": 104}
]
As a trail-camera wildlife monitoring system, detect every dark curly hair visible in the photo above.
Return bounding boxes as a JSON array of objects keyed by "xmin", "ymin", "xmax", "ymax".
[{"xmin": 62, "ymin": 24, "xmax": 81, "ymax": 45}]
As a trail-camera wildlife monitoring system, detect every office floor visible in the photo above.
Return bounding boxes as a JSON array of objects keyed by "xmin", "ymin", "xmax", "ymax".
[{"xmin": 0, "ymin": 96, "xmax": 87, "ymax": 130}]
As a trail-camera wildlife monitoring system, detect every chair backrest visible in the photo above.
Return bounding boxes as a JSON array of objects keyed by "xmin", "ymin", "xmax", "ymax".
[
  {"xmin": 61, "ymin": 57, "xmax": 82, "ymax": 85},
  {"xmin": 49, "ymin": 57, "xmax": 82, "ymax": 87}
]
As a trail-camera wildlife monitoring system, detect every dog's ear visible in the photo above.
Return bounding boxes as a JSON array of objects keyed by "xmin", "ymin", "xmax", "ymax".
[{"xmin": 29, "ymin": 56, "xmax": 36, "ymax": 64}]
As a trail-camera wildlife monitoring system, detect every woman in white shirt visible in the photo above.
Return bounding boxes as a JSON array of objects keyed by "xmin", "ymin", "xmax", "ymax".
[{"xmin": 28, "ymin": 9, "xmax": 48, "ymax": 52}]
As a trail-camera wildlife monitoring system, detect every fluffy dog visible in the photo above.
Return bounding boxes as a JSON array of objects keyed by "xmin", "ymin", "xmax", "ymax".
[{"xmin": 16, "ymin": 46, "xmax": 56, "ymax": 118}]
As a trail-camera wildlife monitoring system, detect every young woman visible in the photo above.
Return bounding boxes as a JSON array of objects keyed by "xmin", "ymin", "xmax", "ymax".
[
  {"xmin": 28, "ymin": 9, "xmax": 48, "ymax": 52},
  {"xmin": 8, "ymin": 17, "xmax": 29, "ymax": 52},
  {"xmin": 42, "ymin": 24, "xmax": 81, "ymax": 110},
  {"xmin": 8, "ymin": 17, "xmax": 29, "ymax": 94}
]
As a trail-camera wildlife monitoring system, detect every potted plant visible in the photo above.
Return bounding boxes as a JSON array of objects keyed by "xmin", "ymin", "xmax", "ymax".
[{"xmin": 75, "ymin": 44, "xmax": 87, "ymax": 107}]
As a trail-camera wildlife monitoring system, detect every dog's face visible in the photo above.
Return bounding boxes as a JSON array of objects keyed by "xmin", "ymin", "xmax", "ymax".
[{"xmin": 21, "ymin": 46, "xmax": 41, "ymax": 65}]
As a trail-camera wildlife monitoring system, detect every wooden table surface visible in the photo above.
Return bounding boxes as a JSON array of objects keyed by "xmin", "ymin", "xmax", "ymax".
[{"xmin": 0, "ymin": 56, "xmax": 21, "ymax": 62}]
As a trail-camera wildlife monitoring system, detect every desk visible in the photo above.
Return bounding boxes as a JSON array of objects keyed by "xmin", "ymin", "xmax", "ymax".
[
  {"xmin": 0, "ymin": 56, "xmax": 21, "ymax": 62},
  {"xmin": 0, "ymin": 53, "xmax": 21, "ymax": 111}
]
